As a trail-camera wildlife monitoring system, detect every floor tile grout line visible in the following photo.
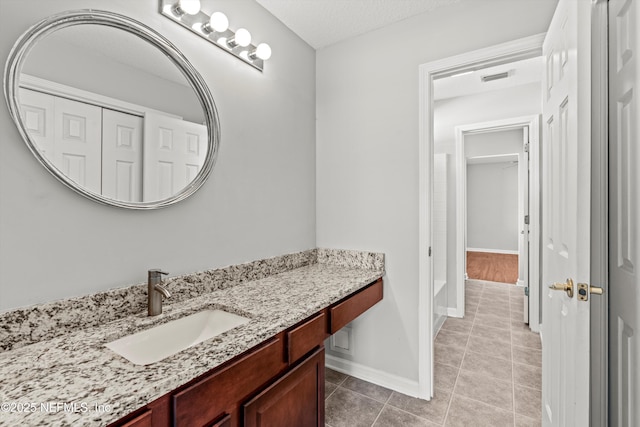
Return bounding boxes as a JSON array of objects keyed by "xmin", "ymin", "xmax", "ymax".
[
  {"xmin": 334, "ymin": 383, "xmax": 392, "ymax": 406},
  {"xmin": 368, "ymin": 403, "xmax": 385, "ymax": 426},
  {"xmin": 510, "ymin": 294, "xmax": 517, "ymax": 426},
  {"xmin": 382, "ymin": 400, "xmax": 445, "ymax": 425},
  {"xmin": 325, "ymin": 385, "xmax": 338, "ymax": 401},
  {"xmin": 368, "ymin": 390, "xmax": 395, "ymax": 427},
  {"xmin": 442, "ymin": 281, "xmax": 480, "ymax": 426}
]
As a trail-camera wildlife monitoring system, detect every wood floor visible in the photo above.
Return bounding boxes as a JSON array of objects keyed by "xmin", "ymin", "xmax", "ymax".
[{"xmin": 466, "ymin": 251, "xmax": 518, "ymax": 284}]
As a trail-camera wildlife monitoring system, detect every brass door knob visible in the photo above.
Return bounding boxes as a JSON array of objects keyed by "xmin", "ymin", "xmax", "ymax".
[
  {"xmin": 577, "ymin": 283, "xmax": 604, "ymax": 301},
  {"xmin": 549, "ymin": 278, "xmax": 574, "ymax": 298}
]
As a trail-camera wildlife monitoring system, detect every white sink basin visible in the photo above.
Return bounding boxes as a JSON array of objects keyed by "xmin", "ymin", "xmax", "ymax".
[{"xmin": 105, "ymin": 309, "xmax": 250, "ymax": 365}]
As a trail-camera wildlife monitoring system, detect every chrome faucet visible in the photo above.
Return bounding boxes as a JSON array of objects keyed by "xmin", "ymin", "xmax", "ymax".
[{"xmin": 148, "ymin": 269, "xmax": 171, "ymax": 316}]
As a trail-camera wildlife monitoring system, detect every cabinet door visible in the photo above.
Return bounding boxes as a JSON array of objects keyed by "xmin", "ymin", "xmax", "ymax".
[
  {"xmin": 243, "ymin": 348, "xmax": 324, "ymax": 427},
  {"xmin": 172, "ymin": 338, "xmax": 286, "ymax": 427}
]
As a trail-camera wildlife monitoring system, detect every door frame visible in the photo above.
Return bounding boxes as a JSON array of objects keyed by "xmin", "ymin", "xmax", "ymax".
[
  {"xmin": 590, "ymin": 0, "xmax": 608, "ymax": 425},
  {"xmin": 418, "ymin": 33, "xmax": 544, "ymax": 398},
  {"xmin": 453, "ymin": 116, "xmax": 541, "ymax": 333}
]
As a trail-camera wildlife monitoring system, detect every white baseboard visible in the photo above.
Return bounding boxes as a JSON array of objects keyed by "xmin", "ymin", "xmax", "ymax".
[
  {"xmin": 467, "ymin": 247, "xmax": 518, "ymax": 255},
  {"xmin": 447, "ymin": 307, "xmax": 463, "ymax": 318},
  {"xmin": 325, "ymin": 354, "xmax": 424, "ymax": 398}
]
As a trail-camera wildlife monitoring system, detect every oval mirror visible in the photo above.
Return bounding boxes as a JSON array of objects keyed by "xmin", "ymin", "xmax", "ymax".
[{"xmin": 4, "ymin": 10, "xmax": 220, "ymax": 209}]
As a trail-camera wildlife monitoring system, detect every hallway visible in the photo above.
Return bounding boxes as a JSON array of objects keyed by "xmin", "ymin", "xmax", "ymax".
[{"xmin": 325, "ymin": 280, "xmax": 542, "ymax": 426}]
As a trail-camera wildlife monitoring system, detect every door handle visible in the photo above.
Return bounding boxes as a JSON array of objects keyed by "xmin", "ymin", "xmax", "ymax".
[
  {"xmin": 577, "ymin": 283, "xmax": 604, "ymax": 301},
  {"xmin": 549, "ymin": 278, "xmax": 574, "ymax": 298}
]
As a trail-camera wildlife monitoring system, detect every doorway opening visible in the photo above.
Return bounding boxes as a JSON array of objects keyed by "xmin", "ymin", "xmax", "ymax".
[
  {"xmin": 417, "ymin": 34, "xmax": 544, "ymax": 399},
  {"xmin": 452, "ymin": 117, "xmax": 540, "ymax": 330}
]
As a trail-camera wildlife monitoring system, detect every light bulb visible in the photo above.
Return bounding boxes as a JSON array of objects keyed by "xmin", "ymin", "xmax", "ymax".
[
  {"xmin": 176, "ymin": 0, "xmax": 201, "ymax": 15},
  {"xmin": 233, "ymin": 28, "xmax": 251, "ymax": 47},
  {"xmin": 254, "ymin": 43, "xmax": 272, "ymax": 60},
  {"xmin": 209, "ymin": 12, "xmax": 229, "ymax": 32}
]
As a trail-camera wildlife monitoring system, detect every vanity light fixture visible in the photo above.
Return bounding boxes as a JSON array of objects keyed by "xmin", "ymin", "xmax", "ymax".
[
  {"xmin": 250, "ymin": 43, "xmax": 272, "ymax": 61},
  {"xmin": 202, "ymin": 12, "xmax": 228, "ymax": 34},
  {"xmin": 173, "ymin": 0, "xmax": 201, "ymax": 16},
  {"xmin": 227, "ymin": 28, "xmax": 251, "ymax": 48},
  {"xmin": 159, "ymin": 0, "xmax": 271, "ymax": 72}
]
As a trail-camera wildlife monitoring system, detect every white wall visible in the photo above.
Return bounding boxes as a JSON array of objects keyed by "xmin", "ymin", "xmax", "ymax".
[
  {"xmin": 317, "ymin": 0, "xmax": 556, "ymax": 386},
  {"xmin": 0, "ymin": 0, "xmax": 316, "ymax": 311},
  {"xmin": 467, "ymin": 162, "xmax": 519, "ymax": 251}
]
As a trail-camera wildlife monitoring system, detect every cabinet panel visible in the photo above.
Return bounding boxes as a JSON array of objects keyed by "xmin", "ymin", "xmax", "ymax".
[
  {"xmin": 115, "ymin": 410, "xmax": 151, "ymax": 427},
  {"xmin": 172, "ymin": 337, "xmax": 286, "ymax": 427},
  {"xmin": 330, "ymin": 279, "xmax": 383, "ymax": 333},
  {"xmin": 287, "ymin": 312, "xmax": 327, "ymax": 364},
  {"xmin": 210, "ymin": 413, "xmax": 231, "ymax": 427},
  {"xmin": 243, "ymin": 348, "xmax": 324, "ymax": 427}
]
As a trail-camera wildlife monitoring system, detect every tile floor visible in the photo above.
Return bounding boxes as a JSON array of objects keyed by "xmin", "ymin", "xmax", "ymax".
[{"xmin": 324, "ymin": 279, "xmax": 542, "ymax": 426}]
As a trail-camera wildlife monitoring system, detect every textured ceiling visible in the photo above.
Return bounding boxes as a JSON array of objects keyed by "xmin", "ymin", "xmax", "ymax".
[{"xmin": 255, "ymin": 0, "xmax": 460, "ymax": 49}]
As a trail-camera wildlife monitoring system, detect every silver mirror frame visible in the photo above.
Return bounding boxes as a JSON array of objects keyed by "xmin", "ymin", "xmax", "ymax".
[{"xmin": 3, "ymin": 9, "xmax": 220, "ymax": 209}]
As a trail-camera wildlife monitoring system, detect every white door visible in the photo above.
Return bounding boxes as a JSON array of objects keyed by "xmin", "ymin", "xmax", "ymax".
[
  {"xmin": 102, "ymin": 109, "xmax": 143, "ymax": 202},
  {"xmin": 520, "ymin": 127, "xmax": 530, "ymax": 323},
  {"xmin": 18, "ymin": 88, "xmax": 55, "ymax": 156},
  {"xmin": 143, "ymin": 113, "xmax": 207, "ymax": 201},
  {"xmin": 609, "ymin": 0, "xmax": 640, "ymax": 424},
  {"xmin": 541, "ymin": 0, "xmax": 593, "ymax": 425},
  {"xmin": 52, "ymin": 97, "xmax": 102, "ymax": 194}
]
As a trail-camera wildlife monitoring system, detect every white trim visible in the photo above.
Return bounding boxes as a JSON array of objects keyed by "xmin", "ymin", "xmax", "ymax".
[
  {"xmin": 418, "ymin": 34, "xmax": 544, "ymax": 401},
  {"xmin": 417, "ymin": 48, "xmax": 434, "ymax": 400},
  {"xmin": 455, "ymin": 124, "xmax": 467, "ymax": 318},
  {"xmin": 466, "ymin": 248, "xmax": 519, "ymax": 255},
  {"xmin": 447, "ymin": 307, "xmax": 462, "ymax": 318},
  {"xmin": 589, "ymin": 1, "xmax": 608, "ymax": 425},
  {"xmin": 455, "ymin": 115, "xmax": 541, "ymax": 329},
  {"xmin": 325, "ymin": 354, "xmax": 422, "ymax": 398},
  {"xmin": 434, "ymin": 279, "xmax": 447, "ymax": 295},
  {"xmin": 19, "ymin": 74, "xmax": 183, "ymax": 119}
]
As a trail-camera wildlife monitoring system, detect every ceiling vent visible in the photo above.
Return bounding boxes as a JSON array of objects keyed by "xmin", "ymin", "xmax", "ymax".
[{"xmin": 481, "ymin": 71, "xmax": 511, "ymax": 82}]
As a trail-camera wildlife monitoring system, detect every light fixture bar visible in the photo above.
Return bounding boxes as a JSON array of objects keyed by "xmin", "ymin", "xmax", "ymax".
[{"xmin": 159, "ymin": 0, "xmax": 269, "ymax": 72}]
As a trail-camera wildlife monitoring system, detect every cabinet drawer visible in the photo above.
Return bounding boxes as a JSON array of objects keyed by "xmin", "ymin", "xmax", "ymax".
[
  {"xmin": 172, "ymin": 337, "xmax": 286, "ymax": 427},
  {"xmin": 210, "ymin": 413, "xmax": 231, "ymax": 427},
  {"xmin": 116, "ymin": 410, "xmax": 151, "ymax": 427},
  {"xmin": 287, "ymin": 313, "xmax": 327, "ymax": 364},
  {"xmin": 330, "ymin": 279, "xmax": 383, "ymax": 333}
]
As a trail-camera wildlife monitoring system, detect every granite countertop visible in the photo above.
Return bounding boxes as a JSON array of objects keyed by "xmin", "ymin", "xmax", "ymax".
[{"xmin": 0, "ymin": 249, "xmax": 384, "ymax": 427}]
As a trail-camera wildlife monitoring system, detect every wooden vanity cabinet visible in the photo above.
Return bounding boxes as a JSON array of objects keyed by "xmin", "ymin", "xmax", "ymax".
[
  {"xmin": 117, "ymin": 410, "xmax": 152, "ymax": 427},
  {"xmin": 172, "ymin": 337, "xmax": 287, "ymax": 426},
  {"xmin": 109, "ymin": 278, "xmax": 382, "ymax": 427},
  {"xmin": 330, "ymin": 278, "xmax": 383, "ymax": 333},
  {"xmin": 243, "ymin": 348, "xmax": 324, "ymax": 427}
]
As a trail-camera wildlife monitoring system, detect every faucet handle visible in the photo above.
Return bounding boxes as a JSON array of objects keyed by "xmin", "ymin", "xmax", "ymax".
[{"xmin": 149, "ymin": 269, "xmax": 169, "ymax": 276}]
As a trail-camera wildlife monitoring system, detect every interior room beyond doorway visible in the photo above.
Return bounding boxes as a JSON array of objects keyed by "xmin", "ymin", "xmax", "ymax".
[{"xmin": 466, "ymin": 251, "xmax": 518, "ymax": 284}]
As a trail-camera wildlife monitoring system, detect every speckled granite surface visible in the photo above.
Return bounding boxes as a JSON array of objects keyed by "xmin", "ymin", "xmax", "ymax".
[
  {"xmin": 0, "ymin": 249, "xmax": 322, "ymax": 352},
  {"xmin": 0, "ymin": 249, "xmax": 384, "ymax": 427}
]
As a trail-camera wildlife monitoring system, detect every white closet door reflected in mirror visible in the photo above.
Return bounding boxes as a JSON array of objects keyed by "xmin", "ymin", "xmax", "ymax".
[
  {"xmin": 4, "ymin": 11, "xmax": 220, "ymax": 209},
  {"xmin": 102, "ymin": 109, "xmax": 143, "ymax": 201},
  {"xmin": 18, "ymin": 81, "xmax": 206, "ymax": 203}
]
